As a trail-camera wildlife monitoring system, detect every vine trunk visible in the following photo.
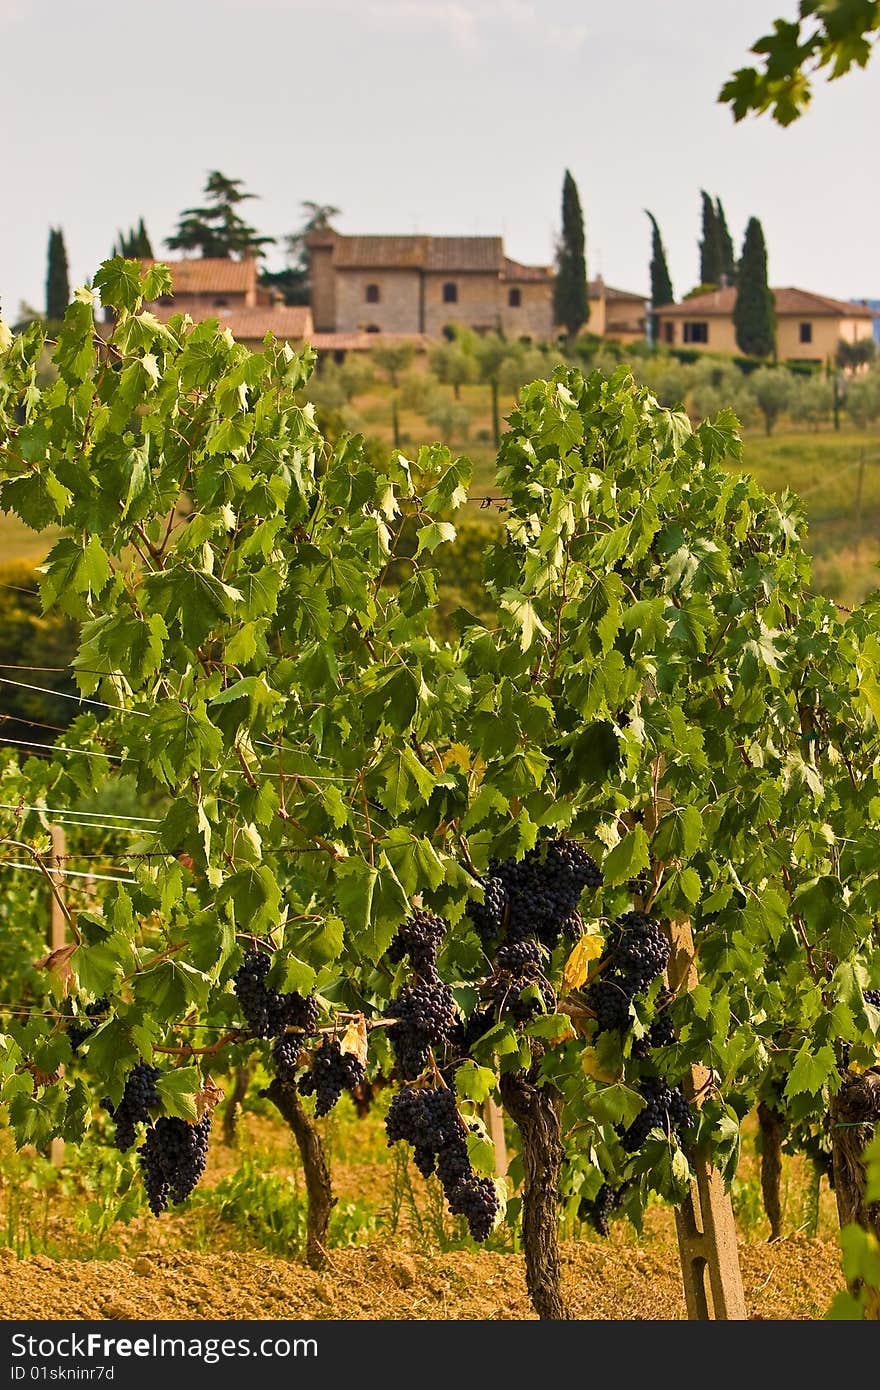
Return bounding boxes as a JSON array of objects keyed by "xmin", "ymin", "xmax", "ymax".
[
  {"xmin": 499, "ymin": 1065, "xmax": 571, "ymax": 1321},
  {"xmin": 265, "ymin": 1078, "xmax": 335, "ymax": 1270},
  {"xmin": 830, "ymin": 1069, "xmax": 880, "ymax": 1319}
]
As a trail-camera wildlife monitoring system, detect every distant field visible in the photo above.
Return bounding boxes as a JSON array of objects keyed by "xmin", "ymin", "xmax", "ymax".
[{"xmin": 0, "ymin": 513, "xmax": 56, "ymax": 565}]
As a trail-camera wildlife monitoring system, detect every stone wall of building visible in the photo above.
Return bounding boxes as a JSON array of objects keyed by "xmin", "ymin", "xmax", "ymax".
[
  {"xmin": 334, "ymin": 269, "xmax": 422, "ymax": 333},
  {"xmin": 498, "ymin": 281, "xmax": 555, "ymax": 340},
  {"xmin": 421, "ymin": 272, "xmax": 505, "ymax": 337},
  {"xmin": 309, "ymin": 246, "xmax": 337, "ymax": 333}
]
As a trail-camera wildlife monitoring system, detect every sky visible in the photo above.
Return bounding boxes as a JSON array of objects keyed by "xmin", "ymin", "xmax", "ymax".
[{"xmin": 1, "ymin": 0, "xmax": 878, "ymax": 318}]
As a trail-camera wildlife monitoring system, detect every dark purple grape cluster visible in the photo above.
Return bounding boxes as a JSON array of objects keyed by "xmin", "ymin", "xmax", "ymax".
[
  {"xmin": 385, "ymin": 1085, "xmax": 499, "ymax": 1241},
  {"xmin": 298, "ymin": 1037, "xmax": 365, "ymax": 1117},
  {"xmin": 619, "ymin": 1077, "xmax": 694, "ymax": 1153},
  {"xmin": 388, "ymin": 909, "xmax": 447, "ymax": 978},
  {"xmin": 579, "ymin": 1181, "xmax": 627, "ymax": 1236},
  {"xmin": 447, "ymin": 1175, "xmax": 499, "ymax": 1241},
  {"xmin": 627, "ymin": 872, "xmax": 653, "ymax": 900},
  {"xmin": 491, "ymin": 839, "xmax": 602, "ymax": 946},
  {"xmin": 233, "ymin": 950, "xmax": 319, "ymax": 1038},
  {"xmin": 866, "ymin": 988, "xmax": 880, "ymax": 1008},
  {"xmin": 496, "ymin": 938, "xmax": 540, "ymax": 974},
  {"xmin": 272, "ymin": 1034, "xmax": 304, "ymax": 1085},
  {"xmin": 585, "ymin": 912, "xmax": 669, "ymax": 1038},
  {"xmin": 607, "ymin": 912, "xmax": 670, "ymax": 993},
  {"xmin": 67, "ymin": 996, "xmax": 109, "ymax": 1054},
  {"xmin": 139, "ymin": 1114, "xmax": 211, "ymax": 1215},
  {"xmin": 585, "ymin": 976, "xmax": 633, "ymax": 1032},
  {"xmin": 104, "ymin": 1063, "xmax": 161, "ymax": 1151},
  {"xmin": 388, "ymin": 980, "xmax": 456, "ymax": 1079},
  {"xmin": 465, "ymin": 876, "xmax": 508, "ymax": 946}
]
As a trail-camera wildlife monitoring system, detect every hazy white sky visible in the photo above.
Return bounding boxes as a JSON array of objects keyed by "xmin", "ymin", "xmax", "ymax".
[{"xmin": 1, "ymin": 0, "xmax": 877, "ymax": 317}]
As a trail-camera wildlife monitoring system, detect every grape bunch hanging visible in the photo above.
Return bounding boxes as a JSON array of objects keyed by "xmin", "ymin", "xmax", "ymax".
[
  {"xmin": 233, "ymin": 949, "xmax": 319, "ymax": 1038},
  {"xmin": 102, "ymin": 1063, "xmax": 161, "ymax": 1151},
  {"xmin": 387, "ymin": 910, "xmax": 457, "ymax": 1079},
  {"xmin": 579, "ymin": 910, "xmax": 695, "ymax": 1235},
  {"xmin": 298, "ymin": 1036, "xmax": 366, "ymax": 1116},
  {"xmin": 467, "ymin": 838, "xmax": 602, "ymax": 950},
  {"xmin": 139, "ymin": 1114, "xmax": 212, "ymax": 1216},
  {"xmin": 66, "ymin": 996, "xmax": 109, "ymax": 1054},
  {"xmin": 385, "ymin": 1084, "xmax": 499, "ymax": 1241},
  {"xmin": 585, "ymin": 911, "xmax": 670, "ymax": 1035},
  {"xmin": 465, "ymin": 838, "xmax": 602, "ymax": 1028}
]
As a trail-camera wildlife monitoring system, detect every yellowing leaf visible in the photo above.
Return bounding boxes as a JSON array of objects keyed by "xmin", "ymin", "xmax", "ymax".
[
  {"xmin": 581, "ymin": 1046, "xmax": 617, "ymax": 1082},
  {"xmin": 339, "ymin": 1013, "xmax": 368, "ymax": 1067},
  {"xmin": 563, "ymin": 933, "xmax": 604, "ymax": 991},
  {"xmin": 444, "ymin": 743, "xmax": 472, "ymax": 773}
]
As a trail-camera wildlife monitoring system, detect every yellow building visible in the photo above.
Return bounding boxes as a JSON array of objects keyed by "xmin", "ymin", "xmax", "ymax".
[
  {"xmin": 654, "ymin": 286, "xmax": 874, "ymax": 362},
  {"xmin": 587, "ymin": 277, "xmax": 647, "ymax": 343}
]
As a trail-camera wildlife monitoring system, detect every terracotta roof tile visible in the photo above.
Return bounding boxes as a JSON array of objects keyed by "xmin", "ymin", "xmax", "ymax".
[
  {"xmin": 152, "ymin": 303, "xmax": 313, "ymax": 341},
  {"xmin": 503, "ymin": 257, "xmax": 553, "ymax": 283},
  {"xmin": 656, "ymin": 286, "xmax": 873, "ymax": 319},
  {"xmin": 142, "ymin": 257, "xmax": 258, "ymax": 295},
  {"xmin": 425, "ymin": 238, "xmax": 504, "ymax": 272},
  {"xmin": 328, "ymin": 234, "xmax": 506, "ymax": 273}
]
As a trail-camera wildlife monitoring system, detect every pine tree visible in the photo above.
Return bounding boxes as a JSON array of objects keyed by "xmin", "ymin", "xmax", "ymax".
[
  {"xmin": 733, "ymin": 217, "xmax": 775, "ymax": 358},
  {"xmin": 45, "ymin": 228, "xmax": 70, "ymax": 323},
  {"xmin": 699, "ymin": 190, "xmax": 721, "ymax": 287},
  {"xmin": 715, "ymin": 198, "xmax": 736, "ymax": 286},
  {"xmin": 166, "ymin": 171, "xmax": 275, "ymax": 259},
  {"xmin": 645, "ymin": 211, "xmax": 674, "ymax": 343},
  {"xmin": 553, "ymin": 169, "xmax": 589, "ymax": 337}
]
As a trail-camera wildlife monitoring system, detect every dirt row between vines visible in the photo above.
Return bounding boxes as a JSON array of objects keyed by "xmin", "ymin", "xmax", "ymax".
[{"xmin": 0, "ymin": 1236, "xmax": 841, "ymax": 1321}]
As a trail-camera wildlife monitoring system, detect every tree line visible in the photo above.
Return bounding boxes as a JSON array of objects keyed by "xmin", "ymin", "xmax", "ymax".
[{"xmin": 25, "ymin": 167, "xmax": 792, "ymax": 366}]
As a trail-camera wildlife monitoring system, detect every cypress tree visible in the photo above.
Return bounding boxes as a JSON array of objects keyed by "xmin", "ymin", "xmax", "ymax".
[
  {"xmin": 553, "ymin": 169, "xmax": 589, "ymax": 336},
  {"xmin": 135, "ymin": 217, "xmax": 154, "ymax": 258},
  {"xmin": 45, "ymin": 228, "xmax": 70, "ymax": 323},
  {"xmin": 645, "ymin": 211, "xmax": 674, "ymax": 343},
  {"xmin": 715, "ymin": 197, "xmax": 736, "ymax": 286},
  {"xmin": 114, "ymin": 219, "xmax": 154, "ymax": 259},
  {"xmin": 733, "ymin": 217, "xmax": 775, "ymax": 357},
  {"xmin": 699, "ymin": 190, "xmax": 721, "ymax": 286}
]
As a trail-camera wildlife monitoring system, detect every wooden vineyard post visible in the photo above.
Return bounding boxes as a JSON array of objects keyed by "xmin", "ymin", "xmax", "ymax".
[
  {"xmin": 484, "ymin": 1098, "xmax": 508, "ymax": 1176},
  {"xmin": 48, "ymin": 825, "xmax": 67, "ymax": 1167},
  {"xmin": 665, "ymin": 918, "xmax": 747, "ymax": 1320}
]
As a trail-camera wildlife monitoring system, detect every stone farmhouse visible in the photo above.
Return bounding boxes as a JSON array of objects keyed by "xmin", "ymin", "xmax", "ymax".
[
  {"xmin": 138, "ymin": 243, "xmax": 647, "ymax": 353},
  {"xmin": 308, "ymin": 229, "xmax": 647, "ymax": 345},
  {"xmin": 654, "ymin": 286, "xmax": 874, "ymax": 363}
]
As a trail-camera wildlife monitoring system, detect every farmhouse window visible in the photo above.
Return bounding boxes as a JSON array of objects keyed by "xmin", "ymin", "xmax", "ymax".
[
  {"xmin": 365, "ymin": 283, "xmax": 380, "ymax": 304},
  {"xmin": 663, "ymin": 322, "xmax": 674, "ymax": 344},
  {"xmin": 508, "ymin": 287, "xmax": 521, "ymax": 307},
  {"xmin": 443, "ymin": 282, "xmax": 458, "ymax": 304},
  {"xmin": 683, "ymin": 321, "xmax": 709, "ymax": 344},
  {"xmin": 213, "ymin": 298, "xmax": 229, "ymax": 308},
  {"xmin": 365, "ymin": 324, "xmax": 381, "ymax": 333},
  {"xmin": 799, "ymin": 321, "xmax": 813, "ymax": 344}
]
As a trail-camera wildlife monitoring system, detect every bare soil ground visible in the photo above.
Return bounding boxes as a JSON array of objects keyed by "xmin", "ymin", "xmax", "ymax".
[{"xmin": 0, "ymin": 1235, "xmax": 842, "ymax": 1322}]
